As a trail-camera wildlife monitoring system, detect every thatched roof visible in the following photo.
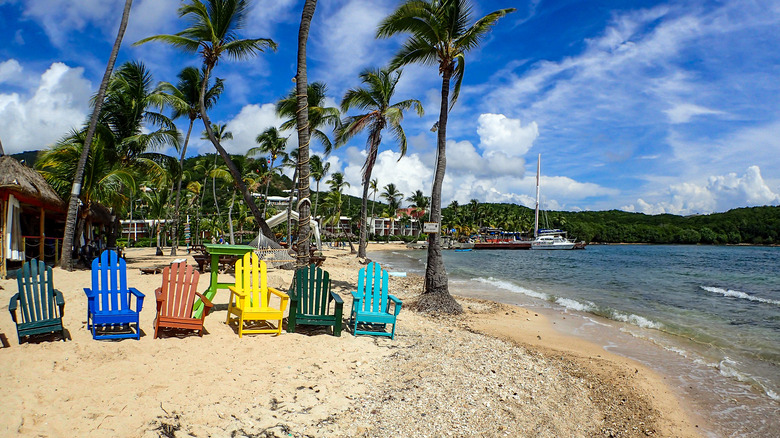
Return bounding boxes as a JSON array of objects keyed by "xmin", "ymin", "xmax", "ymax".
[{"xmin": 0, "ymin": 155, "xmax": 66, "ymax": 210}]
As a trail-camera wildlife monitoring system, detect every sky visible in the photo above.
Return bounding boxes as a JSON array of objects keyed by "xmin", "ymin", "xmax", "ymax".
[{"xmin": 1, "ymin": 0, "xmax": 779, "ymax": 215}]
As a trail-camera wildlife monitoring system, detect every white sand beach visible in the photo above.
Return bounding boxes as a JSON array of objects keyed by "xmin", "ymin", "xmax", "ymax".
[{"xmin": 0, "ymin": 244, "xmax": 700, "ymax": 437}]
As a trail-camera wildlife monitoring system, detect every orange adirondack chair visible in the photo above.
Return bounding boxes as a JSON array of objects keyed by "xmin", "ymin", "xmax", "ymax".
[{"xmin": 154, "ymin": 261, "xmax": 212, "ymax": 338}]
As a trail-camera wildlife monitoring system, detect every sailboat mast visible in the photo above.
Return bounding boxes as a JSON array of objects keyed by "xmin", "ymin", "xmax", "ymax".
[{"xmin": 534, "ymin": 154, "xmax": 540, "ymax": 238}]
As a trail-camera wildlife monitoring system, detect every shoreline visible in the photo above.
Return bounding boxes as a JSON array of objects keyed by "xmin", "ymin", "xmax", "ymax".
[{"xmin": 0, "ymin": 244, "xmax": 701, "ymax": 437}]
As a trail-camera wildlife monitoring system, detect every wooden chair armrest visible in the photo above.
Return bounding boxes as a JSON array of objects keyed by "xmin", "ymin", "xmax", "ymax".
[
  {"xmin": 129, "ymin": 287, "xmax": 145, "ymax": 299},
  {"xmin": 388, "ymin": 294, "xmax": 403, "ymax": 315},
  {"xmin": 227, "ymin": 285, "xmax": 247, "ymax": 297},
  {"xmin": 8, "ymin": 293, "xmax": 19, "ymax": 312},
  {"xmin": 350, "ymin": 291, "xmax": 362, "ymax": 301},
  {"xmin": 84, "ymin": 287, "xmax": 95, "ymax": 298},
  {"xmin": 329, "ymin": 291, "xmax": 344, "ymax": 306},
  {"xmin": 54, "ymin": 290, "xmax": 65, "ymax": 316},
  {"xmin": 155, "ymin": 287, "xmax": 164, "ymax": 301},
  {"xmin": 194, "ymin": 291, "xmax": 214, "ymax": 317},
  {"xmin": 268, "ymin": 287, "xmax": 290, "ymax": 300}
]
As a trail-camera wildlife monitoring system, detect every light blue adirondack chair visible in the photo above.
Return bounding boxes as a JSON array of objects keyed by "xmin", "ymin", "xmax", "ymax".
[
  {"xmin": 8, "ymin": 259, "xmax": 66, "ymax": 343},
  {"xmin": 350, "ymin": 262, "xmax": 402, "ymax": 339},
  {"xmin": 84, "ymin": 250, "xmax": 145, "ymax": 340}
]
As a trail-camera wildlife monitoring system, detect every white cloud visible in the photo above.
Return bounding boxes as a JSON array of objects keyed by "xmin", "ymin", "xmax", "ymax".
[
  {"xmin": 477, "ymin": 113, "xmax": 539, "ymax": 156},
  {"xmin": 21, "ymin": 0, "xmax": 118, "ymax": 45},
  {"xmin": 341, "ymin": 149, "xmax": 432, "ymax": 201},
  {"xmin": 0, "ymin": 59, "xmax": 23, "ymax": 84},
  {"xmin": 0, "ymin": 62, "xmax": 92, "ymax": 154},
  {"xmin": 625, "ymin": 166, "xmax": 780, "ymax": 215},
  {"xmin": 665, "ymin": 103, "xmax": 724, "ymax": 124},
  {"xmin": 218, "ymin": 103, "xmax": 289, "ymax": 156}
]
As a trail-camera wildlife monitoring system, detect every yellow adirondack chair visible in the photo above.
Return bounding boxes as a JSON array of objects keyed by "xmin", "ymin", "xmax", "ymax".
[{"xmin": 226, "ymin": 251, "xmax": 289, "ymax": 337}]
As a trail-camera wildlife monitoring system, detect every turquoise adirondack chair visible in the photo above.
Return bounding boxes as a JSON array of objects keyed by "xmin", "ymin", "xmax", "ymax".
[
  {"xmin": 350, "ymin": 262, "xmax": 402, "ymax": 339},
  {"xmin": 288, "ymin": 264, "xmax": 343, "ymax": 336},
  {"xmin": 84, "ymin": 250, "xmax": 145, "ymax": 340},
  {"xmin": 8, "ymin": 259, "xmax": 66, "ymax": 343}
]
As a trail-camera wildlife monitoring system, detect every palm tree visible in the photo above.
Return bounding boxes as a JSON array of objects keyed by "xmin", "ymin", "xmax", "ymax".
[
  {"xmin": 282, "ymin": 149, "xmax": 300, "ymax": 248},
  {"xmin": 250, "ymin": 127, "xmax": 288, "ymax": 217},
  {"xmin": 158, "ymin": 66, "xmax": 224, "ymax": 255},
  {"xmin": 378, "ymin": 0, "xmax": 515, "ymax": 313},
  {"xmin": 326, "ymin": 172, "xmax": 352, "ymax": 249},
  {"xmin": 201, "ymin": 124, "xmax": 232, "ymax": 218},
  {"xmin": 407, "ymin": 189, "xmax": 430, "ymax": 234},
  {"xmin": 61, "ymin": 0, "xmax": 133, "ymax": 270},
  {"xmin": 338, "ymin": 67, "xmax": 423, "ymax": 258},
  {"xmin": 381, "ymin": 183, "xmax": 403, "ymax": 237},
  {"xmin": 309, "ymin": 154, "xmax": 330, "ymax": 222},
  {"xmin": 134, "ymin": 0, "xmax": 277, "ymax": 240},
  {"xmin": 277, "ymin": 82, "xmax": 341, "ymax": 155},
  {"xmin": 369, "ymin": 178, "xmax": 379, "ymax": 232},
  {"xmin": 292, "ymin": 0, "xmax": 318, "ymax": 265}
]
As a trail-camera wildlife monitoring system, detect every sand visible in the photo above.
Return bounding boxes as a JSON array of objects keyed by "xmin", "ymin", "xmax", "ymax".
[{"xmin": 0, "ymin": 243, "xmax": 701, "ymax": 437}]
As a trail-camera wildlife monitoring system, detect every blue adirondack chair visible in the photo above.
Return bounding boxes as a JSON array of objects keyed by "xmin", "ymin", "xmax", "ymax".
[
  {"xmin": 350, "ymin": 262, "xmax": 402, "ymax": 339},
  {"xmin": 84, "ymin": 250, "xmax": 145, "ymax": 340},
  {"xmin": 8, "ymin": 259, "xmax": 66, "ymax": 343}
]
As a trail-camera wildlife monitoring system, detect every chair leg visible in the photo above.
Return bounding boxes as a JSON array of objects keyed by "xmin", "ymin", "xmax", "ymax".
[{"xmin": 238, "ymin": 316, "xmax": 243, "ymax": 338}]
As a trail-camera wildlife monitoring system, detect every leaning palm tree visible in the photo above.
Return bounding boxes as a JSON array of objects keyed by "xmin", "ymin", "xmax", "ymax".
[
  {"xmin": 337, "ymin": 67, "xmax": 423, "ymax": 258},
  {"xmin": 158, "ymin": 66, "xmax": 224, "ymax": 255},
  {"xmin": 249, "ymin": 126, "xmax": 288, "ymax": 217},
  {"xmin": 61, "ymin": 0, "xmax": 134, "ymax": 270},
  {"xmin": 378, "ymin": 0, "xmax": 515, "ymax": 313},
  {"xmin": 309, "ymin": 154, "xmax": 330, "ymax": 222},
  {"xmin": 134, "ymin": 0, "xmax": 277, "ymax": 240}
]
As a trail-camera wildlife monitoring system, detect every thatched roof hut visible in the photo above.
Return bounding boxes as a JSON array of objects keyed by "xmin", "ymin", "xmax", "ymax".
[{"xmin": 0, "ymin": 155, "xmax": 66, "ymax": 211}]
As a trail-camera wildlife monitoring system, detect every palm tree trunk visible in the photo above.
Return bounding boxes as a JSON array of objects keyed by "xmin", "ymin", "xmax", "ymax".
[
  {"xmin": 294, "ymin": 0, "xmax": 317, "ymax": 267},
  {"xmin": 286, "ymin": 167, "xmax": 297, "ymax": 248},
  {"xmin": 170, "ymin": 118, "xmax": 194, "ymax": 255},
  {"xmin": 422, "ymin": 68, "xmax": 462, "ymax": 314},
  {"xmin": 357, "ymin": 171, "xmax": 372, "ymax": 259},
  {"xmin": 262, "ymin": 157, "xmax": 275, "ymax": 218},
  {"xmin": 212, "ymin": 155, "xmax": 220, "ymax": 218},
  {"xmin": 61, "ymin": 0, "xmax": 133, "ymax": 270},
  {"xmin": 228, "ymin": 189, "xmax": 236, "ymax": 244},
  {"xmin": 313, "ymin": 180, "xmax": 321, "ymax": 223},
  {"xmin": 199, "ymin": 69, "xmax": 275, "ymax": 241}
]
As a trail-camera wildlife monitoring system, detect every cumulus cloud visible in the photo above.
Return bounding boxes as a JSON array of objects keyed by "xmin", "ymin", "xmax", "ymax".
[
  {"xmin": 219, "ymin": 103, "xmax": 289, "ymax": 156},
  {"xmin": 341, "ymin": 148, "xmax": 432, "ymax": 200},
  {"xmin": 0, "ymin": 59, "xmax": 24, "ymax": 84},
  {"xmin": 0, "ymin": 62, "xmax": 91, "ymax": 154},
  {"xmin": 20, "ymin": 0, "xmax": 118, "ymax": 44},
  {"xmin": 624, "ymin": 166, "xmax": 780, "ymax": 215},
  {"xmin": 477, "ymin": 113, "xmax": 539, "ymax": 156}
]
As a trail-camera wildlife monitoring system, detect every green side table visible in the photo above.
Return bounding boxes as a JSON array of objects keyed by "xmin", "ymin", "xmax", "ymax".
[{"xmin": 193, "ymin": 244, "xmax": 255, "ymax": 319}]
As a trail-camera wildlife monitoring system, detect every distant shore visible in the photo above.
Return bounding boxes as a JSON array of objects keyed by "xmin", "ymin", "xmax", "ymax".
[{"xmin": 0, "ymin": 244, "xmax": 700, "ymax": 437}]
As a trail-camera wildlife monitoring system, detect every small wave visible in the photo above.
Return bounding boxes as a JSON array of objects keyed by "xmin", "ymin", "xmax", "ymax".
[
  {"xmin": 555, "ymin": 297, "xmax": 596, "ymax": 312},
  {"xmin": 611, "ymin": 311, "xmax": 663, "ymax": 329},
  {"xmin": 700, "ymin": 286, "xmax": 780, "ymax": 306},
  {"xmin": 472, "ymin": 277, "xmax": 550, "ymax": 301}
]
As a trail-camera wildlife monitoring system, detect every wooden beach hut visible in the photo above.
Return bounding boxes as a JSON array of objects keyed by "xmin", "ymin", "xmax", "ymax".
[{"xmin": 0, "ymin": 156, "xmax": 66, "ymax": 277}]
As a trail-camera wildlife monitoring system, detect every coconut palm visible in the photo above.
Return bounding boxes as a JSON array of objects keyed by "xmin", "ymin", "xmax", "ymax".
[
  {"xmin": 200, "ymin": 124, "xmax": 232, "ymax": 218},
  {"xmin": 338, "ymin": 67, "xmax": 423, "ymax": 258},
  {"xmin": 61, "ymin": 0, "xmax": 133, "ymax": 270},
  {"xmin": 158, "ymin": 66, "xmax": 224, "ymax": 255},
  {"xmin": 309, "ymin": 154, "xmax": 330, "ymax": 222},
  {"xmin": 277, "ymin": 82, "xmax": 341, "ymax": 155},
  {"xmin": 377, "ymin": 0, "xmax": 515, "ymax": 313},
  {"xmin": 134, "ymin": 0, "xmax": 277, "ymax": 240},
  {"xmin": 250, "ymin": 127, "xmax": 288, "ymax": 217},
  {"xmin": 381, "ymin": 183, "xmax": 403, "ymax": 237},
  {"xmin": 325, "ymin": 172, "xmax": 352, "ymax": 248},
  {"xmin": 369, "ymin": 178, "xmax": 379, "ymax": 231}
]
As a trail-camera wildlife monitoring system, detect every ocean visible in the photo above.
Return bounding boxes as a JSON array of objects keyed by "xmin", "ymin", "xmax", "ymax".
[{"xmin": 369, "ymin": 244, "xmax": 780, "ymax": 437}]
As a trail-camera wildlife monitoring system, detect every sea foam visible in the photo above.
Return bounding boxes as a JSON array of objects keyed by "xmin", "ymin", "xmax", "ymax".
[
  {"xmin": 473, "ymin": 277, "xmax": 550, "ymax": 301},
  {"xmin": 555, "ymin": 297, "xmax": 596, "ymax": 312},
  {"xmin": 611, "ymin": 311, "xmax": 663, "ymax": 330},
  {"xmin": 700, "ymin": 286, "xmax": 780, "ymax": 306}
]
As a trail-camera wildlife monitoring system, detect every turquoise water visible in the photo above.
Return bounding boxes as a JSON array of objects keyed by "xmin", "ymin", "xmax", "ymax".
[{"xmin": 370, "ymin": 245, "xmax": 780, "ymax": 437}]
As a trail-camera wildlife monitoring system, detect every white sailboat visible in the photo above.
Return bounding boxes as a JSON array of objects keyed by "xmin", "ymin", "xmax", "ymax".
[{"xmin": 531, "ymin": 154, "xmax": 576, "ymax": 250}]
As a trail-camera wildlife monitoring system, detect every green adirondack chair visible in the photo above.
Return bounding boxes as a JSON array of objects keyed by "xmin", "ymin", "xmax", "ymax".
[
  {"xmin": 288, "ymin": 264, "xmax": 343, "ymax": 336},
  {"xmin": 8, "ymin": 259, "xmax": 66, "ymax": 343}
]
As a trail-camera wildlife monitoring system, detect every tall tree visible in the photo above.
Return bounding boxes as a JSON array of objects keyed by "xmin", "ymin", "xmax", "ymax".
[
  {"xmin": 158, "ymin": 66, "xmax": 224, "ymax": 255},
  {"xmin": 250, "ymin": 126, "xmax": 288, "ymax": 217},
  {"xmin": 378, "ymin": 0, "xmax": 515, "ymax": 313},
  {"xmin": 135, "ymin": 0, "xmax": 277, "ymax": 240},
  {"xmin": 325, "ymin": 172, "xmax": 351, "ymax": 245},
  {"xmin": 338, "ymin": 67, "xmax": 423, "ymax": 258},
  {"xmin": 309, "ymin": 154, "xmax": 330, "ymax": 222},
  {"xmin": 369, "ymin": 177, "xmax": 379, "ymax": 230},
  {"xmin": 61, "ymin": 0, "xmax": 134, "ymax": 270},
  {"xmin": 200, "ymin": 124, "xmax": 232, "ymax": 219}
]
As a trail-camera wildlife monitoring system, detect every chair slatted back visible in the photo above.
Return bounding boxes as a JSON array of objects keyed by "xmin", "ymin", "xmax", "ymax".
[
  {"xmin": 235, "ymin": 252, "xmax": 268, "ymax": 308},
  {"xmin": 355, "ymin": 262, "xmax": 388, "ymax": 314},
  {"xmin": 16, "ymin": 259, "xmax": 59, "ymax": 324},
  {"xmin": 294, "ymin": 264, "xmax": 330, "ymax": 316},
  {"xmin": 159, "ymin": 261, "xmax": 200, "ymax": 318},
  {"xmin": 91, "ymin": 250, "xmax": 130, "ymax": 313}
]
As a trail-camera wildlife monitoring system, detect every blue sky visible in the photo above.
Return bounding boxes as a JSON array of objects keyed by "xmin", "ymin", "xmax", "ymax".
[{"xmin": 1, "ymin": 0, "xmax": 779, "ymax": 215}]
